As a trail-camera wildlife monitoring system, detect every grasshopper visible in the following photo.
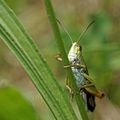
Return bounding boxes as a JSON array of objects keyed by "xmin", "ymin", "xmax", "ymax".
[{"xmin": 56, "ymin": 20, "xmax": 104, "ymax": 112}]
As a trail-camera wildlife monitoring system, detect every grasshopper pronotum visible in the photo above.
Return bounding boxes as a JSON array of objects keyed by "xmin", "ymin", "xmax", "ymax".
[{"xmin": 56, "ymin": 20, "xmax": 104, "ymax": 112}]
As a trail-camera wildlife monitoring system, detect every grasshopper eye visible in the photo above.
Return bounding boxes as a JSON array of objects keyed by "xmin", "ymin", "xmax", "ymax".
[
  {"xmin": 79, "ymin": 45, "xmax": 82, "ymax": 51},
  {"xmin": 74, "ymin": 44, "xmax": 82, "ymax": 52}
]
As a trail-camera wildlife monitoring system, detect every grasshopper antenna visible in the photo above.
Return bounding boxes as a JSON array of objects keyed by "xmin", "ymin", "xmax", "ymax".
[
  {"xmin": 77, "ymin": 20, "xmax": 95, "ymax": 43},
  {"xmin": 56, "ymin": 19, "xmax": 73, "ymax": 44}
]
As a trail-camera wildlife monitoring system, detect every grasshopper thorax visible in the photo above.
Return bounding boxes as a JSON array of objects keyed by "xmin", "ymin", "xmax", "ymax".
[{"xmin": 68, "ymin": 42, "xmax": 82, "ymax": 63}]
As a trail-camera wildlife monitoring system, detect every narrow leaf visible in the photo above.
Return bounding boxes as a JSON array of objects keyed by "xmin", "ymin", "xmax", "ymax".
[
  {"xmin": 0, "ymin": 0, "xmax": 77, "ymax": 120},
  {"xmin": 43, "ymin": 0, "xmax": 89, "ymax": 120}
]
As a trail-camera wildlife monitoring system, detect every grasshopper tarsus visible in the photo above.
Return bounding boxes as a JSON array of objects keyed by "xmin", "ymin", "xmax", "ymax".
[{"xmin": 55, "ymin": 53, "xmax": 62, "ymax": 62}]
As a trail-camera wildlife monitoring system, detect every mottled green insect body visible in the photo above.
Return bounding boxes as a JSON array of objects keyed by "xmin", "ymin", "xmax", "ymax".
[
  {"xmin": 68, "ymin": 42, "xmax": 85, "ymax": 88},
  {"xmin": 68, "ymin": 42, "xmax": 96, "ymax": 111}
]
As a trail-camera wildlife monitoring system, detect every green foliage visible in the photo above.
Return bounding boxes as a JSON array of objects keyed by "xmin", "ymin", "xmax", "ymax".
[
  {"xmin": 83, "ymin": 12, "xmax": 120, "ymax": 87},
  {"xmin": 0, "ymin": 0, "xmax": 120, "ymax": 119},
  {"xmin": 83, "ymin": 12, "xmax": 112, "ymax": 87},
  {"xmin": 0, "ymin": 0, "xmax": 77, "ymax": 120},
  {"xmin": 0, "ymin": 85, "xmax": 40, "ymax": 120}
]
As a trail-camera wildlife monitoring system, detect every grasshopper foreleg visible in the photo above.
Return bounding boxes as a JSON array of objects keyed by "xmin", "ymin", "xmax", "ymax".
[
  {"xmin": 64, "ymin": 63, "xmax": 86, "ymax": 69},
  {"xmin": 55, "ymin": 54, "xmax": 86, "ymax": 69}
]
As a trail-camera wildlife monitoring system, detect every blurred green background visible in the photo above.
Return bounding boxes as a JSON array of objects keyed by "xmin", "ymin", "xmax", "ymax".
[{"xmin": 0, "ymin": 0, "xmax": 120, "ymax": 120}]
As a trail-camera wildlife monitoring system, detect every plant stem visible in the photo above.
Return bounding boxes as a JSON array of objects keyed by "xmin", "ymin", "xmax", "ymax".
[{"xmin": 43, "ymin": 0, "xmax": 89, "ymax": 120}]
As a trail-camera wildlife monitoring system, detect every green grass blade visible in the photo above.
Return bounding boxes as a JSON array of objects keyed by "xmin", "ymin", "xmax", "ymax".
[
  {"xmin": 0, "ymin": 0, "xmax": 77, "ymax": 120},
  {"xmin": 43, "ymin": 0, "xmax": 89, "ymax": 120}
]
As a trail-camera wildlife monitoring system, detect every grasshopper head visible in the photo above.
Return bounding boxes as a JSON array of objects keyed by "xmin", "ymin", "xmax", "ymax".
[
  {"xmin": 68, "ymin": 42, "xmax": 82, "ymax": 62},
  {"xmin": 73, "ymin": 42, "xmax": 82, "ymax": 54},
  {"xmin": 70, "ymin": 42, "xmax": 82, "ymax": 54}
]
